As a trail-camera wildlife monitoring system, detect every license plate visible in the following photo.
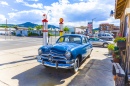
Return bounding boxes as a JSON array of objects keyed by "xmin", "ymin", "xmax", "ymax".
[{"xmin": 49, "ymin": 57, "xmax": 52, "ymax": 61}]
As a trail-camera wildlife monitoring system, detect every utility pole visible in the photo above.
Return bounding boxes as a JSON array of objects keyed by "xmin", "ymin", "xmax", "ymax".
[
  {"xmin": 92, "ymin": 18, "xmax": 96, "ymax": 34},
  {"xmin": 5, "ymin": 19, "xmax": 7, "ymax": 40}
]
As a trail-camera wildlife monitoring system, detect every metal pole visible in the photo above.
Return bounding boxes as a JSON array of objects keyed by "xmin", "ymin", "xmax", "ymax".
[
  {"xmin": 92, "ymin": 18, "xmax": 96, "ymax": 34},
  {"xmin": 51, "ymin": 27, "xmax": 52, "ymax": 44},
  {"xmin": 5, "ymin": 19, "xmax": 7, "ymax": 40},
  {"xmin": 10, "ymin": 28, "xmax": 11, "ymax": 39}
]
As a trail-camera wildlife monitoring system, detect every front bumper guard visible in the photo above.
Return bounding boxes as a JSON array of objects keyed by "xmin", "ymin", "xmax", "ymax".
[{"xmin": 36, "ymin": 55, "xmax": 74, "ymax": 69}]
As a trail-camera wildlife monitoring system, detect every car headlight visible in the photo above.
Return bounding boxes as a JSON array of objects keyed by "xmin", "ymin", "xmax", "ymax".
[
  {"xmin": 38, "ymin": 49, "xmax": 42, "ymax": 55},
  {"xmin": 65, "ymin": 51, "xmax": 71, "ymax": 59}
]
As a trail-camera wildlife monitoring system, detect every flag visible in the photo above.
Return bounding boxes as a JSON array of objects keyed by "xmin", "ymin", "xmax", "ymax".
[{"xmin": 110, "ymin": 10, "xmax": 114, "ymax": 17}]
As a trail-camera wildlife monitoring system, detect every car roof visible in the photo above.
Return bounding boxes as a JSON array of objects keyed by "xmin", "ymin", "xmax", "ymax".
[{"xmin": 63, "ymin": 34, "xmax": 85, "ymax": 37}]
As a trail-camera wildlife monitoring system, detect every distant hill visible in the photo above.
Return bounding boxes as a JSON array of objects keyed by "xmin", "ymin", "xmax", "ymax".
[
  {"xmin": 48, "ymin": 24, "xmax": 59, "ymax": 29},
  {"xmin": 0, "ymin": 22, "xmax": 59, "ymax": 29},
  {"xmin": 18, "ymin": 22, "xmax": 38, "ymax": 28}
]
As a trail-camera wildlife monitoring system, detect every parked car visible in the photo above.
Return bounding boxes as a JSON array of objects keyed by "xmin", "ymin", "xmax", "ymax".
[
  {"xmin": 98, "ymin": 33, "xmax": 114, "ymax": 41},
  {"xmin": 36, "ymin": 34, "xmax": 93, "ymax": 73},
  {"xmin": 89, "ymin": 37, "xmax": 114, "ymax": 47}
]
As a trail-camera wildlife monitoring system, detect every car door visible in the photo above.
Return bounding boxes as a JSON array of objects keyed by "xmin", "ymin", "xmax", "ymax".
[
  {"xmin": 82, "ymin": 37, "xmax": 89, "ymax": 59},
  {"xmin": 89, "ymin": 38, "xmax": 95, "ymax": 45},
  {"xmin": 94, "ymin": 38, "xmax": 103, "ymax": 46},
  {"xmin": 85, "ymin": 37, "xmax": 92, "ymax": 54}
]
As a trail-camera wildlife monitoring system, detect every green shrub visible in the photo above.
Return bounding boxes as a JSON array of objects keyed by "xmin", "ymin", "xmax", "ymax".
[
  {"xmin": 28, "ymin": 32, "xmax": 39, "ymax": 36},
  {"xmin": 107, "ymin": 44, "xmax": 115, "ymax": 50},
  {"xmin": 114, "ymin": 37, "xmax": 126, "ymax": 43}
]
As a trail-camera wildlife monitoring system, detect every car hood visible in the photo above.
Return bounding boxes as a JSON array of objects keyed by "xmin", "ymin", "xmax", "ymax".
[{"xmin": 51, "ymin": 42, "xmax": 81, "ymax": 51}]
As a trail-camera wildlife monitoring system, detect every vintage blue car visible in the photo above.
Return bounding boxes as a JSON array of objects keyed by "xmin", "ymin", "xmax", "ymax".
[{"xmin": 36, "ymin": 34, "xmax": 93, "ymax": 73}]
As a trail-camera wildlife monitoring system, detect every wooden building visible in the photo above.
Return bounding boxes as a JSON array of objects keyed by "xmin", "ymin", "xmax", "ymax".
[{"xmin": 114, "ymin": 0, "xmax": 130, "ymax": 85}]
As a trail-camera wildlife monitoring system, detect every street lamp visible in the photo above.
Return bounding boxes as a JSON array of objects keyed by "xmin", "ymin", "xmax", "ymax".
[{"xmin": 92, "ymin": 18, "xmax": 96, "ymax": 29}]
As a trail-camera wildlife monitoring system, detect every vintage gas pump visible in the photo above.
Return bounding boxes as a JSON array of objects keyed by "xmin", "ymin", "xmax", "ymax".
[
  {"xmin": 42, "ymin": 14, "xmax": 48, "ymax": 45},
  {"xmin": 59, "ymin": 18, "xmax": 64, "ymax": 36}
]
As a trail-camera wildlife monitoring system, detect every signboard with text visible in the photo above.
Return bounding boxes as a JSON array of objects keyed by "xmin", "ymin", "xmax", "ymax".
[{"xmin": 87, "ymin": 22, "xmax": 92, "ymax": 34}]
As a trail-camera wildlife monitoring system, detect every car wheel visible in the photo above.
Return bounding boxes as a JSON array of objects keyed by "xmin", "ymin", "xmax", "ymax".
[
  {"xmin": 71, "ymin": 57, "xmax": 79, "ymax": 73},
  {"xmin": 88, "ymin": 50, "xmax": 92, "ymax": 58},
  {"xmin": 43, "ymin": 65, "xmax": 49, "ymax": 68},
  {"xmin": 103, "ymin": 43, "xmax": 108, "ymax": 48}
]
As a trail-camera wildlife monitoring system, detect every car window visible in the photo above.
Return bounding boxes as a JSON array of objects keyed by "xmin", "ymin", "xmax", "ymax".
[
  {"xmin": 58, "ymin": 36, "xmax": 64, "ymax": 42},
  {"xmin": 71, "ymin": 37, "xmax": 81, "ymax": 43},
  {"xmin": 85, "ymin": 37, "xmax": 89, "ymax": 42},
  {"xmin": 94, "ymin": 38, "xmax": 99, "ymax": 41},
  {"xmin": 89, "ymin": 38, "xmax": 94, "ymax": 41},
  {"xmin": 107, "ymin": 34, "xmax": 110, "ymax": 36},
  {"xmin": 82, "ymin": 37, "xmax": 87, "ymax": 44},
  {"xmin": 57, "ymin": 36, "xmax": 81, "ymax": 44}
]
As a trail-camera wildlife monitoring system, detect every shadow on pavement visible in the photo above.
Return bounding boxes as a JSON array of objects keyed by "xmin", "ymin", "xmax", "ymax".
[
  {"xmin": 23, "ymin": 55, "xmax": 37, "ymax": 58},
  {"xmin": 11, "ymin": 57, "xmax": 114, "ymax": 86},
  {"xmin": 12, "ymin": 65, "xmax": 74, "ymax": 86},
  {"xmin": 0, "ymin": 58, "xmax": 36, "ymax": 66}
]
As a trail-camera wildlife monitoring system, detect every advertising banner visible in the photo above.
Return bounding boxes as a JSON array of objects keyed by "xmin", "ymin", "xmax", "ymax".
[{"xmin": 88, "ymin": 22, "xmax": 92, "ymax": 34}]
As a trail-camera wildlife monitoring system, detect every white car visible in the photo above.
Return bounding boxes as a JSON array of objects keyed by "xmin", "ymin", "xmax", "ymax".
[
  {"xmin": 89, "ymin": 37, "xmax": 114, "ymax": 48},
  {"xmin": 98, "ymin": 33, "xmax": 114, "ymax": 41}
]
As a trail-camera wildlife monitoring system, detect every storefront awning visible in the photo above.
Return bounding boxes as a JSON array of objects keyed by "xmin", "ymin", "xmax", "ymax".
[{"xmin": 115, "ymin": 0, "xmax": 127, "ymax": 19}]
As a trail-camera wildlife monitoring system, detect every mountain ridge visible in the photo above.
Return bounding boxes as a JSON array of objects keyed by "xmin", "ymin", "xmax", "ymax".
[{"xmin": 0, "ymin": 22, "xmax": 59, "ymax": 29}]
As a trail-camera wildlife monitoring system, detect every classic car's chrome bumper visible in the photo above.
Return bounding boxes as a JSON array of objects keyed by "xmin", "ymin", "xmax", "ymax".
[{"xmin": 36, "ymin": 55, "xmax": 75, "ymax": 69}]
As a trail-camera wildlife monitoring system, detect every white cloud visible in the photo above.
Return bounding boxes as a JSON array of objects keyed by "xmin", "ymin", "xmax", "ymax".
[
  {"xmin": 0, "ymin": 14, "xmax": 6, "ymax": 23},
  {"xmin": 15, "ymin": 0, "xmax": 43, "ymax": 9},
  {"xmin": 42, "ymin": 0, "xmax": 118, "ymax": 27},
  {"xmin": 28, "ymin": 0, "xmax": 39, "ymax": 2},
  {"xmin": 24, "ymin": 3, "xmax": 43, "ymax": 9},
  {"xmin": 11, "ymin": 8, "xmax": 18, "ymax": 11},
  {"xmin": 7, "ymin": 0, "xmax": 119, "ymax": 28},
  {"xmin": 8, "ymin": 10, "xmax": 43, "ymax": 24},
  {"xmin": 16, "ymin": 0, "xmax": 23, "ymax": 3},
  {"xmin": 0, "ymin": 1, "xmax": 9, "ymax": 6}
]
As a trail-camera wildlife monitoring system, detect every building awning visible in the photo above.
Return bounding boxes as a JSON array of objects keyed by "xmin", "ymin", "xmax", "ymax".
[{"xmin": 115, "ymin": 0, "xmax": 127, "ymax": 19}]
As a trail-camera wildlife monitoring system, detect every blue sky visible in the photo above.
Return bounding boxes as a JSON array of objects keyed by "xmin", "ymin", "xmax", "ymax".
[{"xmin": 0, "ymin": 0, "xmax": 120, "ymax": 28}]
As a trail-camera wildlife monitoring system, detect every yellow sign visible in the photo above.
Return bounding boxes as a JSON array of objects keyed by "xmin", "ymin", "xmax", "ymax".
[{"xmin": 59, "ymin": 18, "xmax": 64, "ymax": 23}]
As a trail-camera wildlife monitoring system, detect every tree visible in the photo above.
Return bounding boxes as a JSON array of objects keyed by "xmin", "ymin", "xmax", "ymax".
[
  {"xmin": 13, "ymin": 25, "xmax": 18, "ymax": 30},
  {"xmin": 63, "ymin": 26, "xmax": 69, "ymax": 32},
  {"xmin": 28, "ymin": 27, "xmax": 33, "ymax": 30},
  {"xmin": 35, "ymin": 25, "xmax": 42, "ymax": 30}
]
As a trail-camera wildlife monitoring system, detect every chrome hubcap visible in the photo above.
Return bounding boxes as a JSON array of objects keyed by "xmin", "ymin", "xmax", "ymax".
[
  {"xmin": 104, "ymin": 44, "xmax": 108, "ymax": 47},
  {"xmin": 74, "ymin": 58, "xmax": 79, "ymax": 72}
]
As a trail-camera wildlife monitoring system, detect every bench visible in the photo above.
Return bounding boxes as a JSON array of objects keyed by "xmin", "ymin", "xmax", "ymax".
[{"xmin": 113, "ymin": 63, "xmax": 125, "ymax": 86}]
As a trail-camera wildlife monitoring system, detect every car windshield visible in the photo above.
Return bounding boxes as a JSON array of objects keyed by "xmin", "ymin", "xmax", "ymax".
[{"xmin": 57, "ymin": 36, "xmax": 81, "ymax": 44}]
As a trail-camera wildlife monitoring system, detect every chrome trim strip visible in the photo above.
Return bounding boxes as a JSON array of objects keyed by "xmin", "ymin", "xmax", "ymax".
[{"xmin": 44, "ymin": 61, "xmax": 74, "ymax": 69}]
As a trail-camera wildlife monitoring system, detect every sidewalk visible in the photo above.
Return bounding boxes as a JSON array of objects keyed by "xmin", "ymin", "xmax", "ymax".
[{"xmin": 68, "ymin": 48, "xmax": 114, "ymax": 86}]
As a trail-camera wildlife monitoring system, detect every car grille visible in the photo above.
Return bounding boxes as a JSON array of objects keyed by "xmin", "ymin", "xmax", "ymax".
[
  {"xmin": 50, "ymin": 49, "xmax": 66, "ymax": 60},
  {"xmin": 50, "ymin": 49, "xmax": 65, "ymax": 56}
]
